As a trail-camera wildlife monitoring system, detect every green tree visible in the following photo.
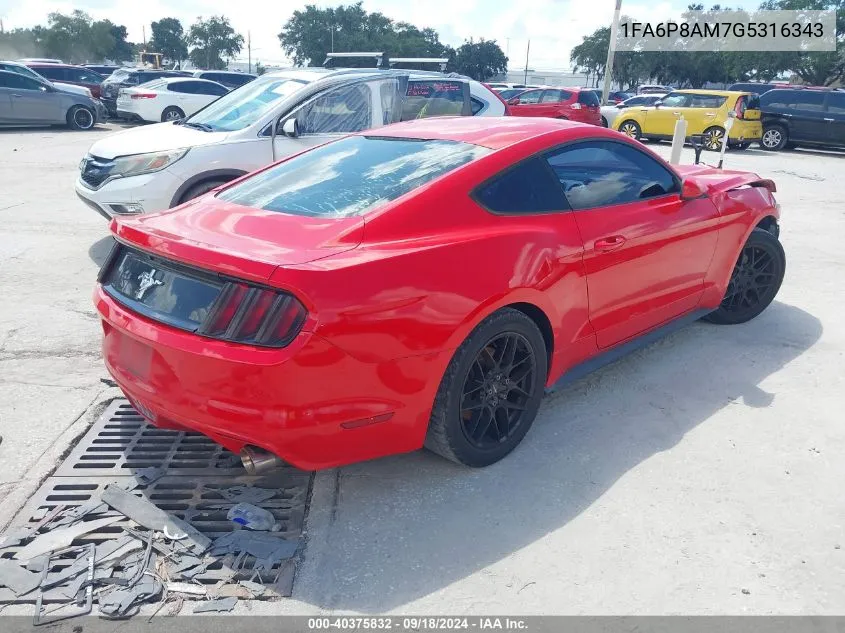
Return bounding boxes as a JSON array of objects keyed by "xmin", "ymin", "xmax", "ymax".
[
  {"xmin": 451, "ymin": 39, "xmax": 508, "ymax": 81},
  {"xmin": 107, "ymin": 24, "xmax": 134, "ymax": 62},
  {"xmin": 278, "ymin": 2, "xmax": 450, "ymax": 67},
  {"xmin": 255, "ymin": 61, "xmax": 267, "ymax": 76},
  {"xmin": 149, "ymin": 18, "xmax": 188, "ymax": 65},
  {"xmin": 187, "ymin": 16, "xmax": 244, "ymax": 70}
]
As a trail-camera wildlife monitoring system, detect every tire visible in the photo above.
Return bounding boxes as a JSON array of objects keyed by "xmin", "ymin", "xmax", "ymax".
[
  {"xmin": 424, "ymin": 308, "xmax": 548, "ymax": 467},
  {"xmin": 178, "ymin": 179, "xmax": 229, "ymax": 205},
  {"xmin": 162, "ymin": 106, "xmax": 186, "ymax": 122},
  {"xmin": 601, "ymin": 116, "xmax": 608, "ymax": 127},
  {"xmin": 703, "ymin": 126, "xmax": 726, "ymax": 151},
  {"xmin": 618, "ymin": 120, "xmax": 641, "ymax": 140},
  {"xmin": 66, "ymin": 105, "xmax": 95, "ymax": 130},
  {"xmin": 703, "ymin": 228, "xmax": 785, "ymax": 325},
  {"xmin": 760, "ymin": 125, "xmax": 788, "ymax": 151}
]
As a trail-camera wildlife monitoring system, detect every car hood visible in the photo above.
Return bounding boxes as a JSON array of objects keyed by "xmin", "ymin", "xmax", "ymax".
[
  {"xmin": 87, "ymin": 122, "xmax": 230, "ymax": 159},
  {"xmin": 111, "ymin": 195, "xmax": 364, "ymax": 283},
  {"xmin": 54, "ymin": 82, "xmax": 90, "ymax": 96}
]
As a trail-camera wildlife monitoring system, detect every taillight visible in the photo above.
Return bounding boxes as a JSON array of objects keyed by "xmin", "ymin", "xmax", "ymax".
[
  {"xmin": 734, "ymin": 98, "xmax": 745, "ymax": 119},
  {"xmin": 197, "ymin": 282, "xmax": 307, "ymax": 347},
  {"xmin": 131, "ymin": 92, "xmax": 157, "ymax": 99}
]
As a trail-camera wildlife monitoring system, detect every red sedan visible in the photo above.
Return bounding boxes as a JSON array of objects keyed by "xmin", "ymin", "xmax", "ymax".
[
  {"xmin": 95, "ymin": 117, "xmax": 785, "ymax": 470},
  {"xmin": 507, "ymin": 86, "xmax": 602, "ymax": 125}
]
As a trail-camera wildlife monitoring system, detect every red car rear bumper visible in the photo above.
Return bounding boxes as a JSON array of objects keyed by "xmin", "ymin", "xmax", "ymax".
[{"xmin": 95, "ymin": 285, "xmax": 449, "ymax": 470}]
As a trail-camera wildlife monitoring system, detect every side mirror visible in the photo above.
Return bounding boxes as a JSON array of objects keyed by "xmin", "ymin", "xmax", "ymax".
[
  {"xmin": 281, "ymin": 118, "xmax": 299, "ymax": 138},
  {"xmin": 507, "ymin": 97, "xmax": 520, "ymax": 105},
  {"xmin": 681, "ymin": 178, "xmax": 706, "ymax": 200}
]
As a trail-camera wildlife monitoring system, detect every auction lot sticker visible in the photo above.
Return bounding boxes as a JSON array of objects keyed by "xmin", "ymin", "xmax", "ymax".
[{"xmin": 616, "ymin": 10, "xmax": 836, "ymax": 52}]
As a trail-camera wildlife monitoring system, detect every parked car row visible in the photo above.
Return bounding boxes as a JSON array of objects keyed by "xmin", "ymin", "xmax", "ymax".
[
  {"xmin": 0, "ymin": 69, "xmax": 106, "ymax": 129},
  {"xmin": 75, "ymin": 68, "xmax": 508, "ymax": 218}
]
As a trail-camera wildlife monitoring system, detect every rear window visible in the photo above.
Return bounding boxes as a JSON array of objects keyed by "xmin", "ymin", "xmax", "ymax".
[
  {"xmin": 401, "ymin": 81, "xmax": 467, "ymax": 120},
  {"xmin": 578, "ymin": 90, "xmax": 600, "ymax": 106},
  {"xmin": 689, "ymin": 94, "xmax": 727, "ymax": 108},
  {"xmin": 217, "ymin": 135, "xmax": 490, "ymax": 218}
]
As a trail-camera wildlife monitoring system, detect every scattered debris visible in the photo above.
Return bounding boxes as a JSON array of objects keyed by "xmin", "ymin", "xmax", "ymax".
[
  {"xmin": 0, "ymin": 559, "xmax": 42, "ymax": 596},
  {"xmin": 741, "ymin": 588, "xmax": 751, "ymax": 595},
  {"xmin": 134, "ymin": 466, "xmax": 166, "ymax": 486},
  {"xmin": 210, "ymin": 530, "xmax": 297, "ymax": 572},
  {"xmin": 193, "ymin": 596, "xmax": 238, "ymax": 613},
  {"xmin": 14, "ymin": 517, "xmax": 120, "ymax": 562},
  {"xmin": 219, "ymin": 485, "xmax": 278, "ymax": 504},
  {"xmin": 166, "ymin": 582, "xmax": 207, "ymax": 596},
  {"xmin": 100, "ymin": 484, "xmax": 210, "ymax": 555}
]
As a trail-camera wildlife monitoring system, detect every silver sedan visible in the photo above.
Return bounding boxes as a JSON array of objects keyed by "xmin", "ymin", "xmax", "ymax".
[{"xmin": 0, "ymin": 70, "xmax": 106, "ymax": 129}]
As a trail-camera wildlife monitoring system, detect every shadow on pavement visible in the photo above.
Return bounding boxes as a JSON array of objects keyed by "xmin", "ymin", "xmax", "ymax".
[{"xmin": 300, "ymin": 301, "xmax": 822, "ymax": 611}]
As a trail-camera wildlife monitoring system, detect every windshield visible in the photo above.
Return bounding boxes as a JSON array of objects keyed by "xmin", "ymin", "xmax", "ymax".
[
  {"xmin": 4, "ymin": 64, "xmax": 44, "ymax": 82},
  {"xmin": 217, "ymin": 135, "xmax": 490, "ymax": 218},
  {"xmin": 185, "ymin": 77, "xmax": 308, "ymax": 132}
]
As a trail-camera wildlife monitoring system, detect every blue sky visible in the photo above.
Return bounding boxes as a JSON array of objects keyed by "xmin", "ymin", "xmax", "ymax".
[{"xmin": 0, "ymin": 0, "xmax": 761, "ymax": 69}]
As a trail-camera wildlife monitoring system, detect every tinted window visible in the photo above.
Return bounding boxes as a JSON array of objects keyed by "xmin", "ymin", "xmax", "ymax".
[
  {"xmin": 228, "ymin": 74, "xmax": 255, "ymax": 87},
  {"xmin": 827, "ymin": 92, "xmax": 845, "ymax": 114},
  {"xmin": 792, "ymin": 91, "xmax": 825, "ymax": 111},
  {"xmin": 402, "ymin": 81, "xmax": 466, "ymax": 119},
  {"xmin": 198, "ymin": 82, "xmax": 228, "ymax": 96},
  {"xmin": 167, "ymin": 81, "xmax": 195, "ymax": 94},
  {"xmin": 218, "ymin": 136, "xmax": 489, "ymax": 218},
  {"xmin": 578, "ymin": 90, "xmax": 600, "ymax": 106},
  {"xmin": 546, "ymin": 141, "xmax": 678, "ymax": 210},
  {"xmin": 689, "ymin": 94, "xmax": 727, "ymax": 108},
  {"xmin": 661, "ymin": 93, "xmax": 691, "ymax": 107},
  {"xmin": 517, "ymin": 90, "xmax": 543, "ymax": 104},
  {"xmin": 761, "ymin": 90, "xmax": 796, "ymax": 109},
  {"xmin": 622, "ymin": 96, "xmax": 647, "ymax": 106},
  {"xmin": 69, "ymin": 68, "xmax": 104, "ymax": 83},
  {"xmin": 0, "ymin": 73, "xmax": 45, "ymax": 90},
  {"xmin": 34, "ymin": 66, "xmax": 65, "ymax": 81},
  {"xmin": 471, "ymin": 97, "xmax": 484, "ymax": 115},
  {"xmin": 474, "ymin": 157, "xmax": 569, "ymax": 214}
]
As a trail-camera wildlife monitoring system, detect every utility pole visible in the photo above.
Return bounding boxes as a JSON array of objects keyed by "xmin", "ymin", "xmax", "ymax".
[
  {"xmin": 248, "ymin": 31, "xmax": 251, "ymax": 74},
  {"xmin": 601, "ymin": 0, "xmax": 623, "ymax": 105},
  {"xmin": 331, "ymin": 24, "xmax": 334, "ymax": 53},
  {"xmin": 523, "ymin": 39, "xmax": 530, "ymax": 84},
  {"xmin": 142, "ymin": 25, "xmax": 146, "ymax": 48}
]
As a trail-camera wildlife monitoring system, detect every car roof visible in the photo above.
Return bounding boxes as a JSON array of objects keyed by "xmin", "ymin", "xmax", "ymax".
[
  {"xmin": 361, "ymin": 116, "xmax": 584, "ymax": 150},
  {"xmin": 264, "ymin": 66, "xmax": 475, "ymax": 83},
  {"xmin": 196, "ymin": 70, "xmax": 255, "ymax": 76},
  {"xmin": 673, "ymin": 89, "xmax": 749, "ymax": 97}
]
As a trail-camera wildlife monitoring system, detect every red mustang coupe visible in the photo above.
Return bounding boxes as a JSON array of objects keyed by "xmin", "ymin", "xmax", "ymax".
[{"xmin": 95, "ymin": 117, "xmax": 785, "ymax": 470}]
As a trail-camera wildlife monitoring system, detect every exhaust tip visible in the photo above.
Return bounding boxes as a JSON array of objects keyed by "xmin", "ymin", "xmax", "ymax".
[{"xmin": 240, "ymin": 446, "xmax": 283, "ymax": 475}]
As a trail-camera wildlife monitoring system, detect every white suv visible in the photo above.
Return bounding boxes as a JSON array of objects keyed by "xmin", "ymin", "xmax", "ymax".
[{"xmin": 76, "ymin": 68, "xmax": 506, "ymax": 218}]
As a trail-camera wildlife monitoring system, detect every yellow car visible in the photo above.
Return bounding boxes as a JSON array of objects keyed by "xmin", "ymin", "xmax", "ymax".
[{"xmin": 612, "ymin": 90, "xmax": 762, "ymax": 150}]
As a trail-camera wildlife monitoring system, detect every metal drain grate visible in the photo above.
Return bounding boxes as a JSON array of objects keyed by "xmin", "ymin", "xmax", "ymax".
[
  {"xmin": 0, "ymin": 400, "xmax": 313, "ymax": 605},
  {"xmin": 55, "ymin": 401, "xmax": 307, "ymax": 477}
]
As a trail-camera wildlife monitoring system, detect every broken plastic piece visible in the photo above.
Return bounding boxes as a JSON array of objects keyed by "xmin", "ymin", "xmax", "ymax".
[
  {"xmin": 100, "ymin": 485, "xmax": 210, "ymax": 555},
  {"xmin": 0, "ymin": 559, "xmax": 42, "ymax": 596},
  {"xmin": 13, "ymin": 517, "xmax": 119, "ymax": 562},
  {"xmin": 0, "ymin": 526, "xmax": 35, "ymax": 550},
  {"xmin": 219, "ymin": 485, "xmax": 277, "ymax": 504},
  {"xmin": 134, "ymin": 466, "xmax": 165, "ymax": 485},
  {"xmin": 193, "ymin": 596, "xmax": 237, "ymax": 613},
  {"xmin": 166, "ymin": 581, "xmax": 206, "ymax": 596}
]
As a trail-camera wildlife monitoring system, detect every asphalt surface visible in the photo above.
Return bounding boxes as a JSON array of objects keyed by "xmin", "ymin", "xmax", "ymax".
[{"xmin": 0, "ymin": 122, "xmax": 843, "ymax": 615}]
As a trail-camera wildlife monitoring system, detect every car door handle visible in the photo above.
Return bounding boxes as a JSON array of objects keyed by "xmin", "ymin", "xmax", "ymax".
[
  {"xmin": 824, "ymin": 118, "xmax": 834, "ymax": 122},
  {"xmin": 594, "ymin": 236, "xmax": 627, "ymax": 251}
]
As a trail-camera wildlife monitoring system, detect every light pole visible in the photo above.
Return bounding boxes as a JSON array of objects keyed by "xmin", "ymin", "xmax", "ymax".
[
  {"xmin": 523, "ymin": 40, "xmax": 530, "ymax": 84},
  {"xmin": 601, "ymin": 0, "xmax": 623, "ymax": 105}
]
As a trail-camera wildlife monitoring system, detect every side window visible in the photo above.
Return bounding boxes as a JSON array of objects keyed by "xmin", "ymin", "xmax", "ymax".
[
  {"xmin": 295, "ymin": 83, "xmax": 372, "ymax": 134},
  {"xmin": 1, "ymin": 74, "xmax": 45, "ymax": 91},
  {"xmin": 196, "ymin": 82, "xmax": 228, "ymax": 96},
  {"xmin": 517, "ymin": 90, "xmax": 542, "ymax": 104},
  {"xmin": 792, "ymin": 91, "xmax": 825, "ymax": 112},
  {"xmin": 401, "ymin": 81, "xmax": 466, "ymax": 120},
  {"xmin": 470, "ymin": 97, "xmax": 484, "ymax": 115},
  {"xmin": 660, "ymin": 93, "xmax": 691, "ymax": 107},
  {"xmin": 36, "ymin": 66, "xmax": 65, "ymax": 81},
  {"xmin": 167, "ymin": 82, "xmax": 192, "ymax": 94},
  {"xmin": 689, "ymin": 94, "xmax": 727, "ymax": 108},
  {"xmin": 827, "ymin": 92, "xmax": 845, "ymax": 114},
  {"xmin": 761, "ymin": 90, "xmax": 794, "ymax": 109},
  {"xmin": 540, "ymin": 90, "xmax": 565, "ymax": 103},
  {"xmin": 74, "ymin": 69, "xmax": 103, "ymax": 83},
  {"xmin": 546, "ymin": 141, "xmax": 679, "ymax": 210},
  {"xmin": 474, "ymin": 157, "xmax": 569, "ymax": 214}
]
